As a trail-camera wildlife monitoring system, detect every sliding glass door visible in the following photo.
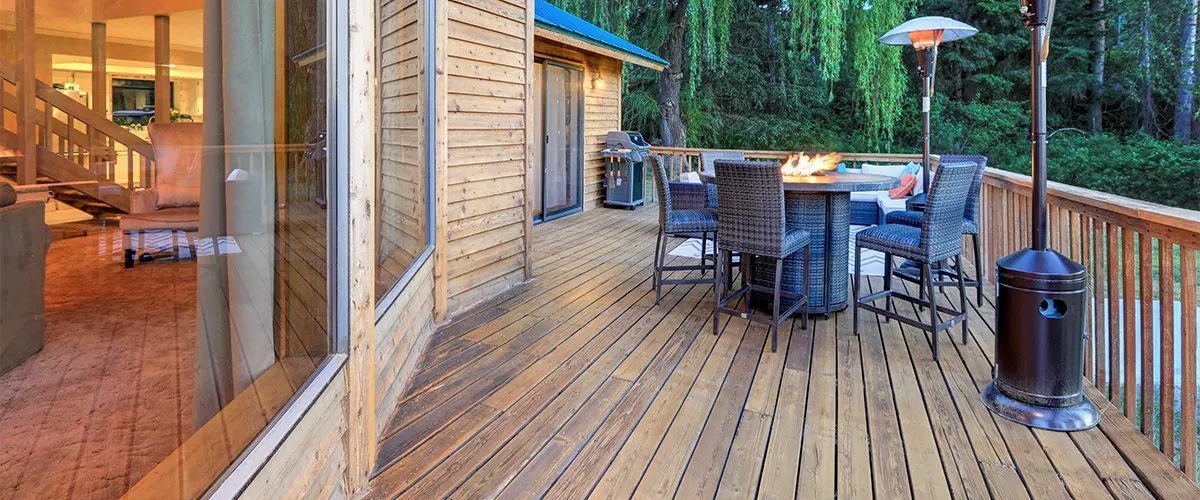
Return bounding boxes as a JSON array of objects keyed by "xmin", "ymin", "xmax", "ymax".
[{"xmin": 534, "ymin": 60, "xmax": 584, "ymax": 222}]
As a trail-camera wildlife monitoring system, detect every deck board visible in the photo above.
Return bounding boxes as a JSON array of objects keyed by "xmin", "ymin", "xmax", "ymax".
[{"xmin": 366, "ymin": 205, "xmax": 1198, "ymax": 499}]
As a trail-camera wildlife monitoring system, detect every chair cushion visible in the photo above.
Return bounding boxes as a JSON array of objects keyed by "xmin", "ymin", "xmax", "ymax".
[
  {"xmin": 850, "ymin": 190, "xmax": 887, "ymax": 203},
  {"xmin": 665, "ymin": 208, "xmax": 718, "ymax": 234},
  {"xmin": 120, "ymin": 207, "xmax": 201, "ymax": 232},
  {"xmin": 876, "ymin": 195, "xmax": 909, "ymax": 214},
  {"xmin": 885, "ymin": 210, "xmax": 979, "ymax": 235},
  {"xmin": 861, "ymin": 164, "xmax": 906, "ymax": 178},
  {"xmin": 781, "ymin": 228, "xmax": 811, "ymax": 257},
  {"xmin": 855, "ymin": 224, "xmax": 925, "ymax": 262},
  {"xmin": 156, "ymin": 184, "xmax": 202, "ymax": 208}
]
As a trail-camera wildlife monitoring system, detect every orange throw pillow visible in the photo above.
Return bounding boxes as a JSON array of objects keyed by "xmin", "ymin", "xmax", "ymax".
[{"xmin": 889, "ymin": 173, "xmax": 917, "ymax": 199}]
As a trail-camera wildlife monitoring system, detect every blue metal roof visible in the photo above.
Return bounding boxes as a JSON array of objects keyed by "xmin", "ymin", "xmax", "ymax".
[{"xmin": 534, "ymin": 0, "xmax": 669, "ymax": 68}]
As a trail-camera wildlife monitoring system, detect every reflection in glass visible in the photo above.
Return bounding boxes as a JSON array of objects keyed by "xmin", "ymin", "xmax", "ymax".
[{"xmin": 0, "ymin": 1, "xmax": 330, "ymax": 497}]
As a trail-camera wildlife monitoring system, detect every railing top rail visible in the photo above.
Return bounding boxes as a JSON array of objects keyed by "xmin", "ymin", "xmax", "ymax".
[
  {"xmin": 649, "ymin": 147, "xmax": 941, "ymax": 168},
  {"xmin": 983, "ymin": 167, "xmax": 1200, "ymax": 246},
  {"xmin": 0, "ymin": 58, "xmax": 155, "ymax": 161}
]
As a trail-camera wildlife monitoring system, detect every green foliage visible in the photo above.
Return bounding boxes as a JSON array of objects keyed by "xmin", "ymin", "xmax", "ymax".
[
  {"xmin": 547, "ymin": 0, "xmax": 1200, "ymax": 210},
  {"xmin": 1046, "ymin": 134, "xmax": 1200, "ymax": 210}
]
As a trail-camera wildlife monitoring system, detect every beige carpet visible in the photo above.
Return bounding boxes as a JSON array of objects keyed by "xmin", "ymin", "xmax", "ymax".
[{"xmin": 0, "ymin": 223, "xmax": 197, "ymax": 500}]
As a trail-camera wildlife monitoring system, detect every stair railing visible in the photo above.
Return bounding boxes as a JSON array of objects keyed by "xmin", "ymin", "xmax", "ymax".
[{"xmin": 0, "ymin": 59, "xmax": 155, "ymax": 191}]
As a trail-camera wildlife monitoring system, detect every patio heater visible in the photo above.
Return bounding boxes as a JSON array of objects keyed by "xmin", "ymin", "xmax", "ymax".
[
  {"xmin": 880, "ymin": 16, "xmax": 977, "ymax": 205},
  {"xmin": 980, "ymin": 0, "xmax": 1100, "ymax": 431}
]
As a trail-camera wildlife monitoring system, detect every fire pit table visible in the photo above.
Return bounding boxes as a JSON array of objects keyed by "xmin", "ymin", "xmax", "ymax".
[{"xmin": 703, "ymin": 171, "xmax": 898, "ymax": 315}]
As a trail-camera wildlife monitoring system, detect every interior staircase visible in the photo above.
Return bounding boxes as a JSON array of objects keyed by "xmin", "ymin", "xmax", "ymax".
[{"xmin": 0, "ymin": 58, "xmax": 157, "ymax": 217}]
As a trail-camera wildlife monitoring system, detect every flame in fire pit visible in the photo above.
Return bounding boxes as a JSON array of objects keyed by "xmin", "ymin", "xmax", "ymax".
[{"xmin": 780, "ymin": 152, "xmax": 842, "ymax": 177}]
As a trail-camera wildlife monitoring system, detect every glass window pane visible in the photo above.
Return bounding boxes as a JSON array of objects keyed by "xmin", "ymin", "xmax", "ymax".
[
  {"xmin": 0, "ymin": 1, "xmax": 332, "ymax": 497},
  {"xmin": 375, "ymin": 0, "xmax": 429, "ymax": 301}
]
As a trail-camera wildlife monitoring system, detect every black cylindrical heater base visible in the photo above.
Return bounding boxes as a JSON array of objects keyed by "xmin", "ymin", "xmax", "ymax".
[
  {"xmin": 983, "ymin": 248, "xmax": 1100, "ymax": 432},
  {"xmin": 981, "ymin": 381, "xmax": 1099, "ymax": 431}
]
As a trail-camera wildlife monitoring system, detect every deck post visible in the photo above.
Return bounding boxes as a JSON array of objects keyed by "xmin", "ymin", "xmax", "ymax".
[
  {"xmin": 154, "ymin": 15, "xmax": 171, "ymax": 126},
  {"xmin": 91, "ymin": 22, "xmax": 107, "ymax": 171},
  {"xmin": 15, "ymin": 0, "xmax": 36, "ymax": 185}
]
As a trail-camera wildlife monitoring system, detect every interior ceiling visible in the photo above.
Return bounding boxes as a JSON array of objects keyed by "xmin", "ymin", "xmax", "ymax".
[{"xmin": 0, "ymin": 8, "xmax": 203, "ymax": 52}]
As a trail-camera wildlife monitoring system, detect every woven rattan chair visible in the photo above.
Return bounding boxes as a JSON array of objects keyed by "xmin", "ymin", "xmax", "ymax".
[
  {"xmin": 699, "ymin": 151, "xmax": 743, "ymax": 208},
  {"xmin": 884, "ymin": 155, "xmax": 988, "ymax": 304},
  {"xmin": 649, "ymin": 154, "xmax": 719, "ymax": 305},
  {"xmin": 853, "ymin": 162, "xmax": 978, "ymax": 360},
  {"xmin": 712, "ymin": 160, "xmax": 810, "ymax": 352}
]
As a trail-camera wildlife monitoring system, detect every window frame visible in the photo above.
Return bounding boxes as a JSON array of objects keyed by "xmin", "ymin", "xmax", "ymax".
[
  {"xmin": 203, "ymin": 0, "xmax": 351, "ymax": 496},
  {"xmin": 373, "ymin": 0, "xmax": 437, "ymax": 321}
]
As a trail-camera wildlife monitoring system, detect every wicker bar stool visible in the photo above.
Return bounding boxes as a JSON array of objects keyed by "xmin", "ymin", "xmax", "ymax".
[
  {"xmin": 700, "ymin": 151, "xmax": 745, "ymax": 288},
  {"xmin": 712, "ymin": 160, "xmax": 811, "ymax": 352},
  {"xmin": 885, "ymin": 155, "xmax": 988, "ymax": 304},
  {"xmin": 649, "ymin": 154, "xmax": 719, "ymax": 305},
  {"xmin": 853, "ymin": 162, "xmax": 978, "ymax": 360}
]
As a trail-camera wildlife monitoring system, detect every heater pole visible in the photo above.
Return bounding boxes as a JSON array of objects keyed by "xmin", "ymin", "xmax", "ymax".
[
  {"xmin": 920, "ymin": 46, "xmax": 937, "ymax": 195},
  {"xmin": 1031, "ymin": 22, "xmax": 1048, "ymax": 251}
]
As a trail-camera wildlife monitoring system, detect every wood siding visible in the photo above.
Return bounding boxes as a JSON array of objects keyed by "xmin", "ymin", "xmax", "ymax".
[
  {"xmin": 443, "ymin": 0, "xmax": 533, "ymax": 314},
  {"xmin": 378, "ymin": 0, "xmax": 427, "ymax": 286},
  {"xmin": 374, "ymin": 258, "xmax": 436, "ymax": 436},
  {"xmin": 241, "ymin": 369, "xmax": 349, "ymax": 498},
  {"xmin": 533, "ymin": 39, "xmax": 622, "ymax": 211}
]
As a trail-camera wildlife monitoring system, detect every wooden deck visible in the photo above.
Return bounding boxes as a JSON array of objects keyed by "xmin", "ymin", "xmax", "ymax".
[{"xmin": 367, "ymin": 205, "xmax": 1199, "ymax": 499}]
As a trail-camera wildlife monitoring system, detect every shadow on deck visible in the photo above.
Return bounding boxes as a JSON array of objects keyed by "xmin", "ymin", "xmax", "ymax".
[{"xmin": 367, "ymin": 205, "xmax": 1198, "ymax": 499}]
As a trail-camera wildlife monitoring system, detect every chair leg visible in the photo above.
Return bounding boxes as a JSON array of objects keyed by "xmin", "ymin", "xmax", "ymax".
[
  {"xmin": 653, "ymin": 226, "xmax": 662, "ymax": 288},
  {"xmin": 926, "ymin": 263, "xmax": 939, "ymax": 361},
  {"xmin": 802, "ymin": 245, "xmax": 810, "ymax": 331},
  {"xmin": 714, "ymin": 248, "xmax": 724, "ymax": 336},
  {"xmin": 700, "ymin": 232, "xmax": 708, "ymax": 276},
  {"xmin": 972, "ymin": 234, "xmax": 983, "ymax": 305},
  {"xmin": 918, "ymin": 266, "xmax": 926, "ymax": 312},
  {"xmin": 853, "ymin": 245, "xmax": 861, "ymax": 336},
  {"xmin": 772, "ymin": 258, "xmax": 783, "ymax": 352},
  {"xmin": 745, "ymin": 255, "xmax": 754, "ymax": 314},
  {"xmin": 883, "ymin": 252, "xmax": 894, "ymax": 320},
  {"xmin": 656, "ymin": 227, "xmax": 669, "ymax": 305},
  {"xmin": 955, "ymin": 254, "xmax": 969, "ymax": 345}
]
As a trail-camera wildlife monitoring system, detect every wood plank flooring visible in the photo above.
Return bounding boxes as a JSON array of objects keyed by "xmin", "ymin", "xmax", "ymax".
[{"xmin": 367, "ymin": 205, "xmax": 1199, "ymax": 499}]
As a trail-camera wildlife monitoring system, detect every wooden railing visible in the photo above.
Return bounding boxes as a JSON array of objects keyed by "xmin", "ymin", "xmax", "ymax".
[
  {"xmin": 0, "ymin": 58, "xmax": 155, "ymax": 190},
  {"xmin": 648, "ymin": 146, "xmax": 1200, "ymax": 482},
  {"xmin": 981, "ymin": 168, "xmax": 1200, "ymax": 481}
]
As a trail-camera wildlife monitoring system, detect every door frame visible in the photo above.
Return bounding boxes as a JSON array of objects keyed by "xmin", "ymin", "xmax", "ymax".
[{"xmin": 535, "ymin": 58, "xmax": 585, "ymax": 223}]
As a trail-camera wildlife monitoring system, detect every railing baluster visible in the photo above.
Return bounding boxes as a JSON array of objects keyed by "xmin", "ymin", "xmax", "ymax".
[
  {"xmin": 1123, "ymin": 228, "xmax": 1137, "ymax": 417},
  {"xmin": 142, "ymin": 150, "xmax": 151, "ymax": 189},
  {"xmin": 127, "ymin": 149, "xmax": 134, "ymax": 190},
  {"xmin": 1096, "ymin": 218, "xmax": 1109, "ymax": 395},
  {"xmin": 1084, "ymin": 211, "xmax": 1094, "ymax": 381},
  {"xmin": 1160, "ymin": 241, "xmax": 1176, "ymax": 454},
  {"xmin": 42, "ymin": 100, "xmax": 52, "ymax": 148},
  {"xmin": 1109, "ymin": 223, "xmax": 1121, "ymax": 403},
  {"xmin": 1181, "ymin": 247, "xmax": 1197, "ymax": 478},
  {"xmin": 1140, "ymin": 233, "xmax": 1154, "ymax": 436}
]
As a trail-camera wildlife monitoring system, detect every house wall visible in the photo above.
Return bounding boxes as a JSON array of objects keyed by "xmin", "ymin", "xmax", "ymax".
[
  {"xmin": 377, "ymin": 0, "xmax": 425, "ymax": 278},
  {"xmin": 532, "ymin": 38, "xmax": 622, "ymax": 211},
  {"xmin": 440, "ymin": 0, "xmax": 533, "ymax": 315}
]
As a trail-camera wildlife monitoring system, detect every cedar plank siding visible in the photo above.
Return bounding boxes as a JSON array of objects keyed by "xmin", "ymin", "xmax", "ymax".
[
  {"xmin": 532, "ymin": 38, "xmax": 623, "ymax": 211},
  {"xmin": 378, "ymin": 0, "xmax": 426, "ymax": 283},
  {"xmin": 444, "ymin": 0, "xmax": 531, "ymax": 314}
]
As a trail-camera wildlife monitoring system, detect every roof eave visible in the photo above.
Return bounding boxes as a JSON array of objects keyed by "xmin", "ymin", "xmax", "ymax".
[{"xmin": 533, "ymin": 24, "xmax": 668, "ymax": 71}]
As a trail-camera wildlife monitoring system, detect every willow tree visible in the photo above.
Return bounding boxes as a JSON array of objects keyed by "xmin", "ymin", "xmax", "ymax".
[
  {"xmin": 784, "ymin": 0, "xmax": 912, "ymax": 147},
  {"xmin": 552, "ymin": 0, "xmax": 732, "ymax": 147}
]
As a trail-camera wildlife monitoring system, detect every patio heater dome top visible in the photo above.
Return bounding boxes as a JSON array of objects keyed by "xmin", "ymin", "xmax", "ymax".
[{"xmin": 879, "ymin": 16, "xmax": 978, "ymax": 48}]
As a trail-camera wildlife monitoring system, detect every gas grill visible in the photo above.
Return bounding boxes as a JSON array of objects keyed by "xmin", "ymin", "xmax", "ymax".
[{"xmin": 601, "ymin": 131, "xmax": 649, "ymax": 209}]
